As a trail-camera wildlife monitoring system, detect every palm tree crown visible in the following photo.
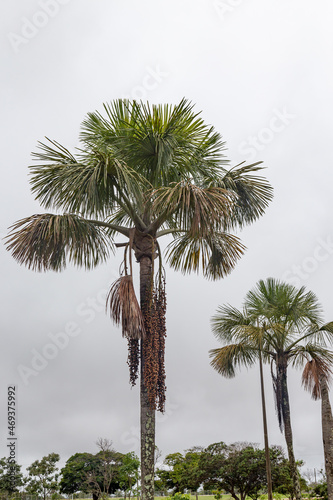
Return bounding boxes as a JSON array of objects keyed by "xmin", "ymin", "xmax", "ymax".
[{"xmin": 7, "ymin": 99, "xmax": 272, "ymax": 278}]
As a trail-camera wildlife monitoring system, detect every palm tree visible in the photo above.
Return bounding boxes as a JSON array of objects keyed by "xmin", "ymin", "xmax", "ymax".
[
  {"xmin": 302, "ymin": 347, "xmax": 333, "ymax": 499},
  {"xmin": 5, "ymin": 99, "xmax": 273, "ymax": 500},
  {"xmin": 210, "ymin": 306, "xmax": 273, "ymax": 500},
  {"xmin": 210, "ymin": 278, "xmax": 333, "ymax": 500}
]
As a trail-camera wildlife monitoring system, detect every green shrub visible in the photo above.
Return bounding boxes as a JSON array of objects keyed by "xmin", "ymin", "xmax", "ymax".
[
  {"xmin": 259, "ymin": 493, "xmax": 286, "ymax": 500},
  {"xmin": 212, "ymin": 490, "xmax": 223, "ymax": 500},
  {"xmin": 167, "ymin": 493, "xmax": 191, "ymax": 500},
  {"xmin": 311, "ymin": 481, "xmax": 328, "ymax": 500}
]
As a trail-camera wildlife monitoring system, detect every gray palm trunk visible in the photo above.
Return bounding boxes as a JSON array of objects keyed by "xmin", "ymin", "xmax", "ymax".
[
  {"xmin": 278, "ymin": 360, "xmax": 301, "ymax": 500},
  {"xmin": 259, "ymin": 350, "xmax": 273, "ymax": 500},
  {"xmin": 319, "ymin": 374, "xmax": 333, "ymax": 499},
  {"xmin": 139, "ymin": 252, "xmax": 155, "ymax": 500}
]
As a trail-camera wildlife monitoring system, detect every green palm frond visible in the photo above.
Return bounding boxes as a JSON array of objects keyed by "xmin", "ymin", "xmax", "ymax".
[
  {"xmin": 317, "ymin": 321, "xmax": 333, "ymax": 343},
  {"xmin": 165, "ymin": 231, "xmax": 245, "ymax": 280},
  {"xmin": 30, "ymin": 138, "xmax": 149, "ymax": 220},
  {"xmin": 6, "ymin": 213, "xmax": 112, "ymax": 271},
  {"xmin": 209, "ymin": 343, "xmax": 258, "ymax": 378},
  {"xmin": 81, "ymin": 99, "xmax": 228, "ymax": 188},
  {"xmin": 150, "ymin": 182, "xmax": 236, "ymax": 234},
  {"xmin": 286, "ymin": 287, "xmax": 323, "ymax": 329},
  {"xmin": 218, "ymin": 162, "xmax": 273, "ymax": 227},
  {"xmin": 246, "ymin": 278, "xmax": 323, "ymax": 329},
  {"xmin": 290, "ymin": 343, "xmax": 333, "ymax": 369},
  {"xmin": 211, "ymin": 305, "xmax": 265, "ymax": 346},
  {"xmin": 104, "ymin": 208, "xmax": 134, "ymax": 238}
]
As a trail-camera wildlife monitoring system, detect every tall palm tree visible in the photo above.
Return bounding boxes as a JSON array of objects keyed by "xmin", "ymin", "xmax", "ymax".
[
  {"xmin": 5, "ymin": 99, "xmax": 273, "ymax": 500},
  {"xmin": 302, "ymin": 348, "xmax": 333, "ymax": 499},
  {"xmin": 210, "ymin": 278, "xmax": 333, "ymax": 500}
]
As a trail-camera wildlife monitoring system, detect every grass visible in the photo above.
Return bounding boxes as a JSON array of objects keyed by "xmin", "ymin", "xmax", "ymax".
[{"xmin": 74, "ymin": 496, "xmax": 230, "ymax": 500}]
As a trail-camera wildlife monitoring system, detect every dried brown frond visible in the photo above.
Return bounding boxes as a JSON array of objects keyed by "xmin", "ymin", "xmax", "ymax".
[
  {"xmin": 106, "ymin": 275, "xmax": 145, "ymax": 339},
  {"xmin": 302, "ymin": 358, "xmax": 332, "ymax": 401}
]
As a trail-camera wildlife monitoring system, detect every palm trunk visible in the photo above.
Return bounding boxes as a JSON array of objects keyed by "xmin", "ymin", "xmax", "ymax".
[
  {"xmin": 319, "ymin": 375, "xmax": 333, "ymax": 500},
  {"xmin": 259, "ymin": 350, "xmax": 273, "ymax": 500},
  {"xmin": 139, "ymin": 255, "xmax": 155, "ymax": 500},
  {"xmin": 279, "ymin": 360, "xmax": 301, "ymax": 500}
]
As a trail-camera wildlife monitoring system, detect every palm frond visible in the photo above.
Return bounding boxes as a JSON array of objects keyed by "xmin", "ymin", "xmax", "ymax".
[
  {"xmin": 106, "ymin": 275, "xmax": 145, "ymax": 339},
  {"xmin": 150, "ymin": 182, "xmax": 236, "ymax": 234},
  {"xmin": 30, "ymin": 138, "xmax": 148, "ymax": 219},
  {"xmin": 104, "ymin": 209, "xmax": 134, "ymax": 239},
  {"xmin": 316, "ymin": 321, "xmax": 333, "ymax": 343},
  {"xmin": 80, "ymin": 99, "xmax": 229, "ymax": 188},
  {"xmin": 165, "ymin": 232, "xmax": 245, "ymax": 280},
  {"xmin": 211, "ymin": 305, "xmax": 263, "ymax": 345},
  {"xmin": 218, "ymin": 162, "xmax": 273, "ymax": 227},
  {"xmin": 209, "ymin": 343, "xmax": 258, "ymax": 378},
  {"xmin": 245, "ymin": 278, "xmax": 323, "ymax": 331},
  {"xmin": 290, "ymin": 343, "xmax": 333, "ymax": 369},
  {"xmin": 302, "ymin": 355, "xmax": 332, "ymax": 401},
  {"xmin": 5, "ymin": 213, "xmax": 112, "ymax": 271}
]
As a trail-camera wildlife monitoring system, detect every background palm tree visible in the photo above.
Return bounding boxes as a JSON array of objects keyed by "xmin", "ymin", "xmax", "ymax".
[
  {"xmin": 210, "ymin": 306, "xmax": 273, "ymax": 500},
  {"xmin": 302, "ymin": 347, "xmax": 333, "ymax": 499},
  {"xmin": 211, "ymin": 278, "xmax": 333, "ymax": 500},
  {"xmin": 5, "ymin": 99, "xmax": 273, "ymax": 500}
]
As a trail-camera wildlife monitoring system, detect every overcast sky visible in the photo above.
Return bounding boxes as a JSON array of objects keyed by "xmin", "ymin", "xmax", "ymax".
[{"xmin": 1, "ymin": 0, "xmax": 333, "ymax": 480}]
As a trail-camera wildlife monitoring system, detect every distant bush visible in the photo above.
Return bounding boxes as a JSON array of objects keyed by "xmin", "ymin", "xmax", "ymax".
[
  {"xmin": 311, "ymin": 481, "xmax": 328, "ymax": 500},
  {"xmin": 167, "ymin": 493, "xmax": 191, "ymax": 500},
  {"xmin": 259, "ymin": 493, "xmax": 286, "ymax": 500},
  {"xmin": 212, "ymin": 490, "xmax": 223, "ymax": 500}
]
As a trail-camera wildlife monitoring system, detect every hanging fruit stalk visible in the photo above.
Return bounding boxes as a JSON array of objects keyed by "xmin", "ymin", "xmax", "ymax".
[{"xmin": 106, "ymin": 236, "xmax": 167, "ymax": 412}]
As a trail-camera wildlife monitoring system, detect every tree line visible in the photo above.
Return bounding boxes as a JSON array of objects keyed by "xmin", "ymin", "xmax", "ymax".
[
  {"xmin": 0, "ymin": 439, "xmax": 327, "ymax": 500},
  {"xmin": 156, "ymin": 442, "xmax": 306, "ymax": 500},
  {"xmin": 0, "ymin": 439, "xmax": 139, "ymax": 500}
]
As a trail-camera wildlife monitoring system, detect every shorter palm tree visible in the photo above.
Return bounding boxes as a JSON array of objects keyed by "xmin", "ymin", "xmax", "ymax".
[
  {"xmin": 210, "ymin": 306, "xmax": 273, "ymax": 500},
  {"xmin": 302, "ymin": 347, "xmax": 333, "ymax": 500},
  {"xmin": 210, "ymin": 278, "xmax": 333, "ymax": 500}
]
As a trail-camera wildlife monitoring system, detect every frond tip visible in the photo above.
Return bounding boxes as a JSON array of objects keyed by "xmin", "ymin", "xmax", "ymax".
[
  {"xmin": 166, "ymin": 232, "xmax": 245, "ymax": 280},
  {"xmin": 106, "ymin": 275, "xmax": 145, "ymax": 339},
  {"xmin": 5, "ymin": 213, "xmax": 112, "ymax": 271},
  {"xmin": 209, "ymin": 343, "xmax": 258, "ymax": 378}
]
